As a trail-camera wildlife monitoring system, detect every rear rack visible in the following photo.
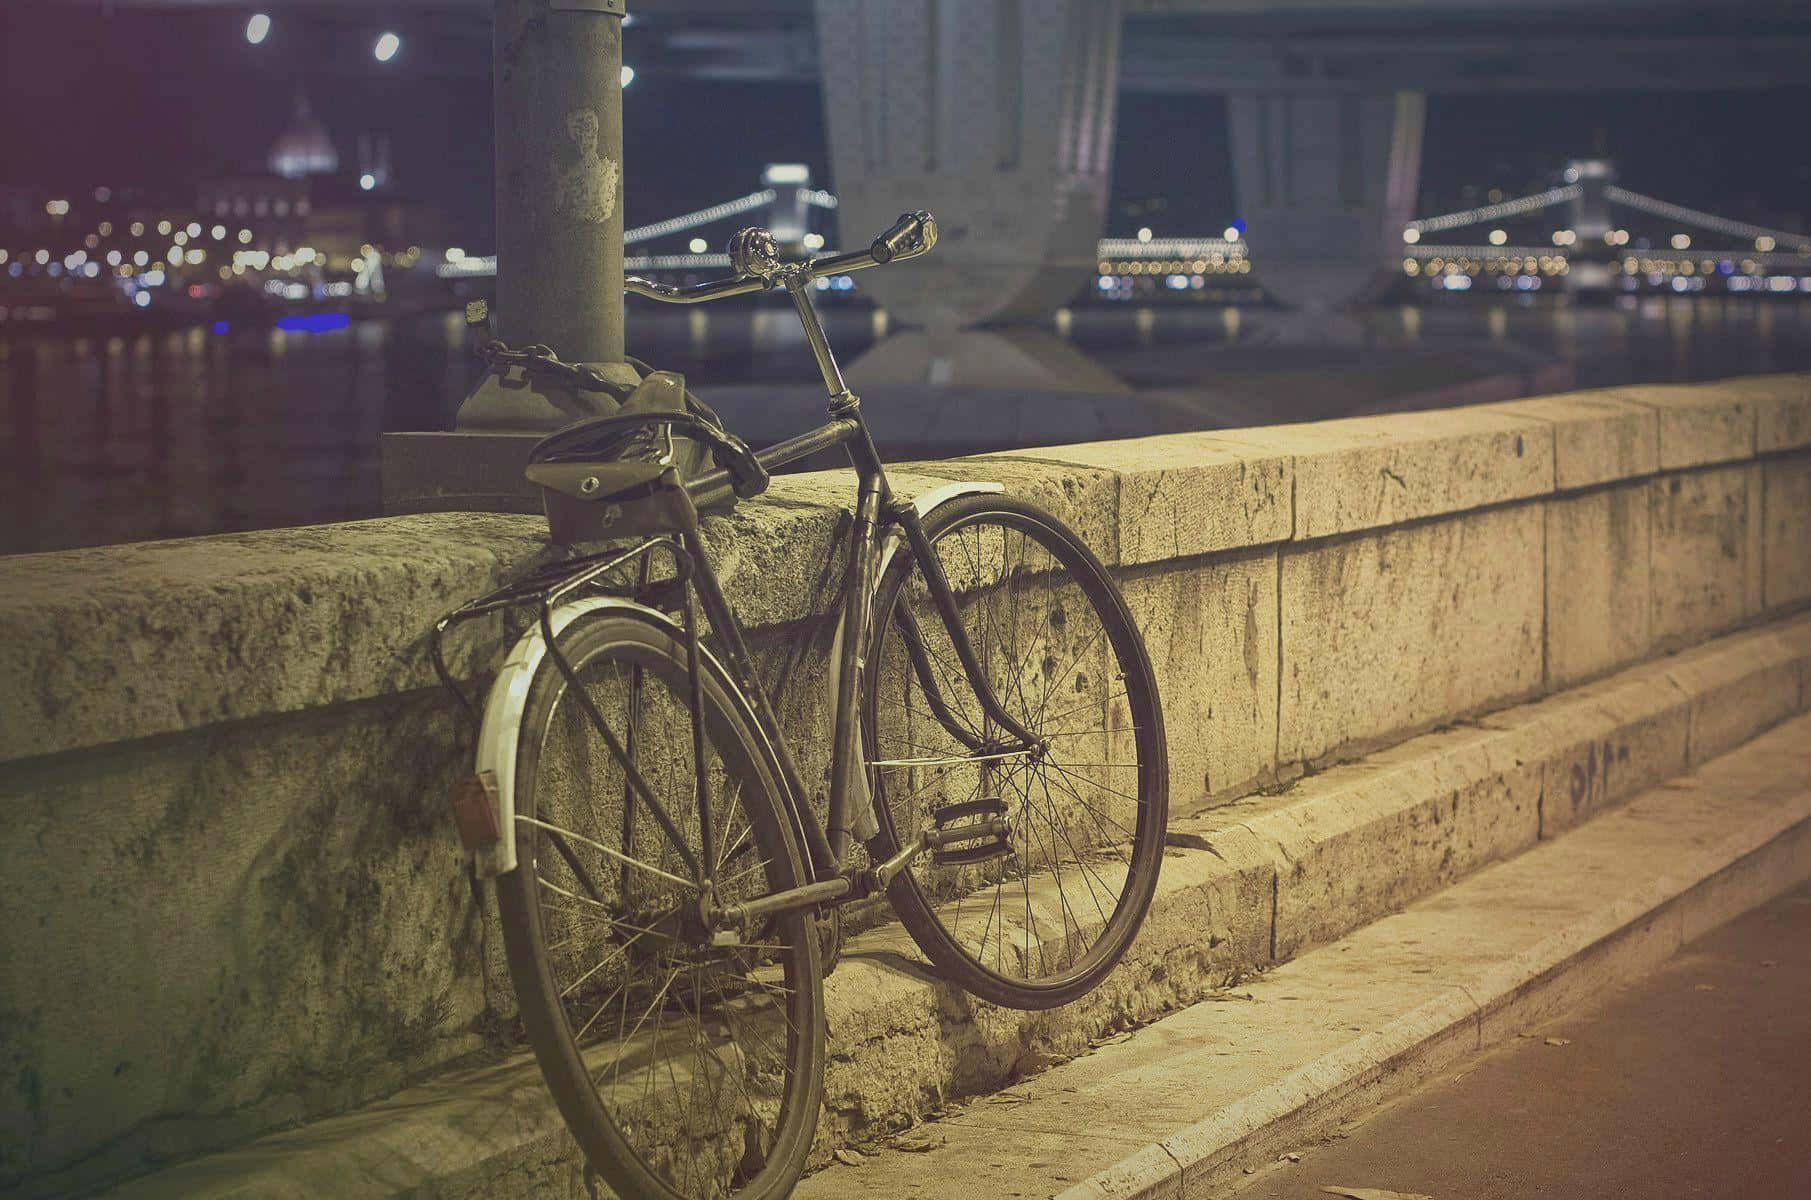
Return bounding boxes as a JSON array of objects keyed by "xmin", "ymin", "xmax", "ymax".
[{"xmin": 428, "ymin": 536, "xmax": 692, "ymax": 732}]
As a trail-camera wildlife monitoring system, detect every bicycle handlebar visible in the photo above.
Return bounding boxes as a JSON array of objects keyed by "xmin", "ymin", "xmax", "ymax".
[{"xmin": 624, "ymin": 211, "xmax": 937, "ymax": 306}]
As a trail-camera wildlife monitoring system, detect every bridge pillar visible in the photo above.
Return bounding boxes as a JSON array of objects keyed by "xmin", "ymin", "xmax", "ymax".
[
  {"xmin": 1227, "ymin": 90, "xmax": 1425, "ymax": 333},
  {"xmin": 813, "ymin": 0, "xmax": 1129, "ymax": 392},
  {"xmin": 1565, "ymin": 159, "xmax": 1619, "ymax": 298},
  {"xmin": 763, "ymin": 163, "xmax": 813, "ymax": 251}
]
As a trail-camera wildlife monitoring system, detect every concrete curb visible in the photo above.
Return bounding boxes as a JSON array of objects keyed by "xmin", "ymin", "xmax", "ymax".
[
  {"xmin": 1056, "ymin": 760, "xmax": 1811, "ymax": 1200},
  {"xmin": 88, "ymin": 616, "xmax": 1811, "ymax": 1199}
]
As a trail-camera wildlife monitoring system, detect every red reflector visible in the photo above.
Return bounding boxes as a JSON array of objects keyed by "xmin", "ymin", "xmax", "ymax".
[{"xmin": 449, "ymin": 771, "xmax": 502, "ymax": 851}]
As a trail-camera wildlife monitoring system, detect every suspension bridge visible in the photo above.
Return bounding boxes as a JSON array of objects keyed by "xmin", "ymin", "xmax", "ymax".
[{"xmin": 439, "ymin": 161, "xmax": 1811, "ymax": 301}]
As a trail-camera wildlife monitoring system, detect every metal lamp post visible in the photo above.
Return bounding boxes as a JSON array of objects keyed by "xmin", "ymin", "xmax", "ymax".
[
  {"xmin": 382, "ymin": 0, "xmax": 635, "ymax": 510},
  {"xmin": 463, "ymin": 0, "xmax": 636, "ymax": 427}
]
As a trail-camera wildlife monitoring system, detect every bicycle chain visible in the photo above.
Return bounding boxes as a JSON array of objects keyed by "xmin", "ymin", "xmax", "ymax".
[{"xmin": 479, "ymin": 339, "xmax": 621, "ymax": 393}]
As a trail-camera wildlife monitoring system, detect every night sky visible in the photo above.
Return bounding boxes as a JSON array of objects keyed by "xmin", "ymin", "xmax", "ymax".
[{"xmin": 6, "ymin": 5, "xmax": 1808, "ymax": 245}]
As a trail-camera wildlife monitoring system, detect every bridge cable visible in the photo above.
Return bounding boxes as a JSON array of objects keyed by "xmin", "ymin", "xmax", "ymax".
[
  {"xmin": 1603, "ymin": 188, "xmax": 1811, "ymax": 251},
  {"xmin": 1408, "ymin": 185, "xmax": 1581, "ymax": 235},
  {"xmin": 623, "ymin": 190, "xmax": 778, "ymax": 245}
]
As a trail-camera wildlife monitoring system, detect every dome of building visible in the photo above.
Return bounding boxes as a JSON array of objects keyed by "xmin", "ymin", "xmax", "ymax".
[{"xmin": 269, "ymin": 92, "xmax": 339, "ymax": 180}]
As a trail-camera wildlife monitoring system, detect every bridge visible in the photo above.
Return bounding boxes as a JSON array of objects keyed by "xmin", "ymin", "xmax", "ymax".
[
  {"xmin": 438, "ymin": 161, "xmax": 1811, "ymax": 302},
  {"xmin": 57, "ymin": 1, "xmax": 1811, "ymax": 94},
  {"xmin": 53, "ymin": 1, "xmax": 1811, "ymax": 350}
]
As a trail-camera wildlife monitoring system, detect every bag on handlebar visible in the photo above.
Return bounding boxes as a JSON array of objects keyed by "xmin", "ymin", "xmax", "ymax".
[{"xmin": 525, "ymin": 358, "xmax": 737, "ymax": 545}]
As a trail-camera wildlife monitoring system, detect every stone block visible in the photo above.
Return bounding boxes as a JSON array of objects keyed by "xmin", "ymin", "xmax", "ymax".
[
  {"xmin": 817, "ymin": 822, "xmax": 1276, "ymax": 1150},
  {"xmin": 1210, "ymin": 407, "xmax": 1553, "ymax": 540},
  {"xmin": 1649, "ymin": 465, "xmax": 1763, "ymax": 648},
  {"xmin": 1763, "ymin": 454, "xmax": 1811, "ymax": 612},
  {"xmin": 1663, "ymin": 631, "xmax": 1802, "ymax": 764},
  {"xmin": 1544, "ymin": 481, "xmax": 1652, "ymax": 689},
  {"xmin": 1777, "ymin": 615, "xmax": 1811, "ymax": 712},
  {"xmin": 0, "ymin": 692, "xmax": 487, "ymax": 1186},
  {"xmin": 1482, "ymin": 669, "xmax": 1691, "ymax": 838},
  {"xmin": 1487, "ymin": 391, "xmax": 1659, "ymax": 490},
  {"xmin": 1748, "ymin": 373, "xmax": 1811, "ymax": 453},
  {"xmin": 906, "ymin": 454, "xmax": 1121, "ymax": 569},
  {"xmin": 0, "ymin": 513, "xmax": 547, "ymax": 764},
  {"xmin": 1251, "ymin": 728, "xmax": 1542, "ymax": 960},
  {"xmin": 707, "ymin": 465, "xmax": 1076, "ymax": 632},
  {"xmin": 1118, "ymin": 821, "xmax": 1277, "ymax": 997},
  {"xmin": 1613, "ymin": 382, "xmax": 1757, "ymax": 469},
  {"xmin": 1278, "ymin": 505, "xmax": 1545, "ymax": 765},
  {"xmin": 993, "ymin": 433, "xmax": 1292, "ymax": 566},
  {"xmin": 745, "ymin": 617, "xmax": 840, "ymax": 842},
  {"xmin": 1119, "ymin": 548, "xmax": 1280, "ymax": 810},
  {"xmin": 379, "ymin": 429, "xmax": 542, "ymax": 515}
]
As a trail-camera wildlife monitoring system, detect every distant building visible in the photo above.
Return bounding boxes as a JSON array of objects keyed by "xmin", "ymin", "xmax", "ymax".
[
  {"xmin": 269, "ymin": 91, "xmax": 340, "ymax": 181},
  {"xmin": 194, "ymin": 177, "xmax": 312, "ymax": 244}
]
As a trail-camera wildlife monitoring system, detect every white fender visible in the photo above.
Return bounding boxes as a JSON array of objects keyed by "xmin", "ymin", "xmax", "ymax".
[
  {"xmin": 471, "ymin": 595, "xmax": 725, "ymax": 878},
  {"xmin": 830, "ymin": 480, "xmax": 1004, "ymax": 840},
  {"xmin": 475, "ymin": 481, "xmax": 1002, "ymax": 875}
]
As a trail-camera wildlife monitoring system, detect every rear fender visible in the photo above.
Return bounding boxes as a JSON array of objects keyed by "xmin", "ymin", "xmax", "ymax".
[{"xmin": 471, "ymin": 597, "xmax": 716, "ymax": 878}]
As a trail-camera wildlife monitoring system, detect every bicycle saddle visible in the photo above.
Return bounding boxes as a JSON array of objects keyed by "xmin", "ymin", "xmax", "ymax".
[{"xmin": 525, "ymin": 374, "xmax": 768, "ymax": 544}]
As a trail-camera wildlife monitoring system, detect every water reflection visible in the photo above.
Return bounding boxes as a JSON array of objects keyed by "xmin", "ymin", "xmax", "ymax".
[{"xmin": 4, "ymin": 296, "xmax": 1810, "ymax": 555}]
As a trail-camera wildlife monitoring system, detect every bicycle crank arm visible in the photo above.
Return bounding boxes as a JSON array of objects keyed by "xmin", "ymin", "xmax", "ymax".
[{"xmin": 710, "ymin": 876, "xmax": 854, "ymax": 936}]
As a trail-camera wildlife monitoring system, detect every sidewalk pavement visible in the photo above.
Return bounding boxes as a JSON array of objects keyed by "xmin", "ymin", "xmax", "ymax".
[{"xmin": 1231, "ymin": 879, "xmax": 1811, "ymax": 1200}]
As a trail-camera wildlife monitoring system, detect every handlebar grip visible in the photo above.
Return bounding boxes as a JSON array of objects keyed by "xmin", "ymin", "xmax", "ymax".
[{"xmin": 870, "ymin": 211, "xmax": 938, "ymax": 264}]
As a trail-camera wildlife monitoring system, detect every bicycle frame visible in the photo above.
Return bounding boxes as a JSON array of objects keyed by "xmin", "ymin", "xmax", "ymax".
[
  {"xmin": 436, "ymin": 223, "xmax": 1040, "ymax": 929},
  {"xmin": 663, "ymin": 269, "xmax": 1039, "ymax": 893}
]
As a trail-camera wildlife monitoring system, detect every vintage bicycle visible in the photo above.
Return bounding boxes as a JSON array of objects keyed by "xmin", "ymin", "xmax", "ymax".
[{"xmin": 432, "ymin": 212, "xmax": 1169, "ymax": 1200}]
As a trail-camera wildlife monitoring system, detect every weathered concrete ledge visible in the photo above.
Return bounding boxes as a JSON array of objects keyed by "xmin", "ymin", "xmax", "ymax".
[
  {"xmin": 2, "ymin": 374, "xmax": 1809, "ymax": 1191},
  {"xmin": 64, "ymin": 614, "xmax": 1811, "ymax": 1199},
  {"xmin": 5, "ymin": 374, "xmax": 1807, "ymax": 767}
]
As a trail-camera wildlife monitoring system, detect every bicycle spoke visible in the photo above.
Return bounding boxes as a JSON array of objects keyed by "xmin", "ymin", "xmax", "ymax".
[
  {"xmin": 1033, "ymin": 772, "xmax": 1114, "ymax": 925},
  {"xmin": 507, "ymin": 616, "xmax": 820, "ymax": 1200},
  {"xmin": 865, "ymin": 500, "xmax": 1163, "ymax": 1001},
  {"xmin": 572, "ymin": 977, "xmax": 631, "ymax": 1045},
  {"xmin": 867, "ymin": 748, "xmax": 1032, "ymax": 768},
  {"xmin": 1042, "ymin": 756, "xmax": 1142, "ymax": 832},
  {"xmin": 519, "ymin": 815, "xmax": 696, "ymax": 890}
]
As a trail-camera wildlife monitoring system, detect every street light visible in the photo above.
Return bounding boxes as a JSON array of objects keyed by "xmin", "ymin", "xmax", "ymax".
[
  {"xmin": 245, "ymin": 13, "xmax": 270, "ymax": 45},
  {"xmin": 374, "ymin": 32, "xmax": 401, "ymax": 63},
  {"xmin": 620, "ymin": 64, "xmax": 636, "ymax": 87},
  {"xmin": 359, "ymin": 173, "xmax": 377, "ymax": 192}
]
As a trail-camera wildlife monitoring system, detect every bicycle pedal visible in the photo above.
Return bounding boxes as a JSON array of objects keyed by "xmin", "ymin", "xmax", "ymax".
[
  {"xmin": 931, "ymin": 797, "xmax": 1007, "ymax": 829},
  {"xmin": 929, "ymin": 797, "xmax": 1013, "ymax": 866}
]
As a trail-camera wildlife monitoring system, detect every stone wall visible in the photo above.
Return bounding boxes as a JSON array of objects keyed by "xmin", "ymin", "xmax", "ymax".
[{"xmin": 1, "ymin": 374, "xmax": 1807, "ymax": 1190}]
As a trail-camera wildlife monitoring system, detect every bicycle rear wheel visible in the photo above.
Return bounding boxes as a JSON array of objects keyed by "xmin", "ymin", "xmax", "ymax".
[
  {"xmin": 497, "ymin": 608, "xmax": 824, "ymax": 1200},
  {"xmin": 863, "ymin": 495, "xmax": 1168, "ymax": 1010}
]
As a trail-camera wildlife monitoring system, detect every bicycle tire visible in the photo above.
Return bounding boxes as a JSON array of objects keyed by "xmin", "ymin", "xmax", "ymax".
[
  {"xmin": 496, "ymin": 608, "xmax": 824, "ymax": 1200},
  {"xmin": 862, "ymin": 495, "xmax": 1168, "ymax": 1010}
]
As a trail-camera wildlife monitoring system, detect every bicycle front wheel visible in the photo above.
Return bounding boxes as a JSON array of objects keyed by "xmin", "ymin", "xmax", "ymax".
[
  {"xmin": 863, "ymin": 495, "xmax": 1168, "ymax": 1010},
  {"xmin": 496, "ymin": 609, "xmax": 824, "ymax": 1200}
]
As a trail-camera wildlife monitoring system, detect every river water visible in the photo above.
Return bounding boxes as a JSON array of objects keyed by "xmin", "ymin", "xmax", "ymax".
[{"xmin": 5, "ymin": 296, "xmax": 1810, "ymax": 555}]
